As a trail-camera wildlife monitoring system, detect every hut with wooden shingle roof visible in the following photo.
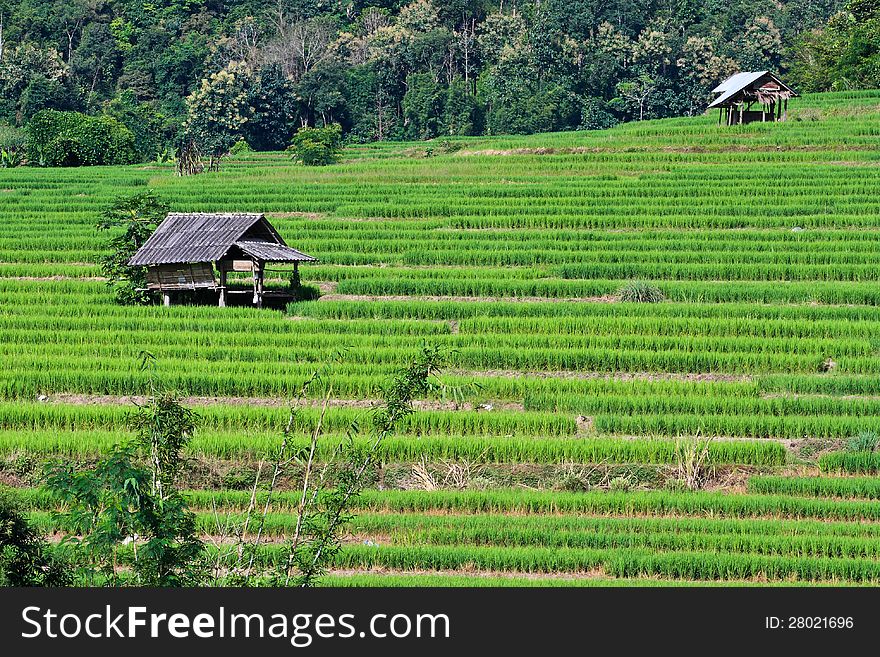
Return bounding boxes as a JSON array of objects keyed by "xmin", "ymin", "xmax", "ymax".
[
  {"xmin": 128, "ymin": 212, "xmax": 316, "ymax": 307},
  {"xmin": 708, "ymin": 71, "xmax": 797, "ymax": 125}
]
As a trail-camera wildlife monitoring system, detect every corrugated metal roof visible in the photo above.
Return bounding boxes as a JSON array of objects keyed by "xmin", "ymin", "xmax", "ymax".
[
  {"xmin": 710, "ymin": 71, "xmax": 767, "ymax": 94},
  {"xmin": 708, "ymin": 71, "xmax": 796, "ymax": 109},
  {"xmin": 128, "ymin": 213, "xmax": 315, "ymax": 266},
  {"xmin": 236, "ymin": 240, "xmax": 317, "ymax": 262}
]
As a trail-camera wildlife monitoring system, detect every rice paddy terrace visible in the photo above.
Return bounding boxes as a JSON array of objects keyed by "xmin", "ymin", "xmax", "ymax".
[{"xmin": 2, "ymin": 90, "xmax": 880, "ymax": 585}]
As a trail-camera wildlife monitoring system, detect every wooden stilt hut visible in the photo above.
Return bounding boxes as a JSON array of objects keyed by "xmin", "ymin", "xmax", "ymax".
[
  {"xmin": 708, "ymin": 71, "xmax": 797, "ymax": 126},
  {"xmin": 127, "ymin": 213, "xmax": 317, "ymax": 307}
]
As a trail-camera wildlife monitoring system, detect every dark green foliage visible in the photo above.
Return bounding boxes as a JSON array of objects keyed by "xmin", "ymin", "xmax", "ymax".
[
  {"xmin": 96, "ymin": 190, "xmax": 169, "ymax": 305},
  {"xmin": 0, "ymin": 490, "xmax": 70, "ymax": 586},
  {"xmin": 443, "ymin": 81, "xmax": 484, "ymax": 136},
  {"xmin": 26, "ymin": 110, "xmax": 138, "ymax": 167},
  {"xmin": 244, "ymin": 64, "xmax": 300, "ymax": 151},
  {"xmin": 789, "ymin": 0, "xmax": 880, "ymax": 92},
  {"xmin": 288, "ymin": 123, "xmax": 343, "ymax": 166},
  {"xmin": 403, "ymin": 73, "xmax": 445, "ymax": 140},
  {"xmin": 579, "ymin": 97, "xmax": 619, "ymax": 131},
  {"xmin": 1, "ymin": 1, "xmax": 851, "ymax": 142},
  {"xmin": 103, "ymin": 91, "xmax": 170, "ymax": 161}
]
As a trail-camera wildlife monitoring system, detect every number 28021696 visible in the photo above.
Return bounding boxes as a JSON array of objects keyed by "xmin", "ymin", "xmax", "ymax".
[{"xmin": 765, "ymin": 616, "xmax": 854, "ymax": 630}]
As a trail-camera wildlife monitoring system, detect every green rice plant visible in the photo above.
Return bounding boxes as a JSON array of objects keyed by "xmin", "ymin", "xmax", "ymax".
[
  {"xmin": 747, "ymin": 476, "xmax": 880, "ymax": 500},
  {"xmin": 818, "ymin": 452, "xmax": 880, "ymax": 474}
]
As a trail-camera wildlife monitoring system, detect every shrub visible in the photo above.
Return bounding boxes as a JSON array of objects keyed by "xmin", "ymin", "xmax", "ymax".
[
  {"xmin": 0, "ymin": 149, "xmax": 23, "ymax": 168},
  {"xmin": 617, "ymin": 280, "xmax": 665, "ymax": 303},
  {"xmin": 229, "ymin": 139, "xmax": 253, "ymax": 155},
  {"xmin": 847, "ymin": 430, "xmax": 880, "ymax": 453},
  {"xmin": 0, "ymin": 489, "xmax": 70, "ymax": 586},
  {"xmin": 27, "ymin": 110, "xmax": 138, "ymax": 167},
  {"xmin": 0, "ymin": 125, "xmax": 27, "ymax": 152},
  {"xmin": 579, "ymin": 97, "xmax": 619, "ymax": 131},
  {"xmin": 288, "ymin": 123, "xmax": 343, "ymax": 166},
  {"xmin": 0, "ymin": 125, "xmax": 27, "ymax": 168},
  {"xmin": 96, "ymin": 190, "xmax": 169, "ymax": 305}
]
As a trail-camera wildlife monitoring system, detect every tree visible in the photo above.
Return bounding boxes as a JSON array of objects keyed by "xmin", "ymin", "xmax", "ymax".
[
  {"xmin": 676, "ymin": 36, "xmax": 738, "ymax": 116},
  {"xmin": 265, "ymin": 17, "xmax": 336, "ymax": 83},
  {"xmin": 26, "ymin": 109, "xmax": 137, "ymax": 166},
  {"xmin": 0, "ymin": 43, "xmax": 67, "ymax": 124},
  {"xmin": 613, "ymin": 74, "xmax": 657, "ymax": 121},
  {"xmin": 96, "ymin": 190, "xmax": 169, "ymax": 305},
  {"xmin": 183, "ymin": 60, "xmax": 250, "ymax": 170},
  {"xmin": 402, "ymin": 72, "xmax": 445, "ymax": 139},
  {"xmin": 787, "ymin": 0, "xmax": 880, "ymax": 92},
  {"xmin": 288, "ymin": 123, "xmax": 343, "ymax": 165},
  {"xmin": 296, "ymin": 60, "xmax": 349, "ymax": 128},
  {"xmin": 245, "ymin": 63, "xmax": 299, "ymax": 150},
  {"xmin": 443, "ymin": 78, "xmax": 483, "ymax": 135},
  {"xmin": 45, "ymin": 366, "xmax": 205, "ymax": 587}
]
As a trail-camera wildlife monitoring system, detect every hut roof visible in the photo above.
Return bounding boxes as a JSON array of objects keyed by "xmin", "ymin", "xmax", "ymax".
[
  {"xmin": 128, "ymin": 213, "xmax": 317, "ymax": 266},
  {"xmin": 708, "ymin": 71, "xmax": 796, "ymax": 109}
]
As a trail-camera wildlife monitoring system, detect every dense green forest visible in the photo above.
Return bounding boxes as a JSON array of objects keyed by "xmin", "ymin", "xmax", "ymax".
[{"xmin": 0, "ymin": 0, "xmax": 877, "ymax": 157}]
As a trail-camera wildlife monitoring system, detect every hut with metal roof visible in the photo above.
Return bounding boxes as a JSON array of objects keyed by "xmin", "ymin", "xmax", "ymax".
[
  {"xmin": 708, "ymin": 71, "xmax": 797, "ymax": 125},
  {"xmin": 127, "ymin": 212, "xmax": 316, "ymax": 307}
]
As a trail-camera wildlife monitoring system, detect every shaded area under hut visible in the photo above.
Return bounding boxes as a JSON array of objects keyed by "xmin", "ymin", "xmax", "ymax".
[{"xmin": 127, "ymin": 212, "xmax": 317, "ymax": 307}]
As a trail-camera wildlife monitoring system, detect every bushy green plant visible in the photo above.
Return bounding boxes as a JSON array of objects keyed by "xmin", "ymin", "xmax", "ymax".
[
  {"xmin": 288, "ymin": 123, "xmax": 343, "ymax": 166},
  {"xmin": 847, "ymin": 430, "xmax": 879, "ymax": 453},
  {"xmin": 229, "ymin": 139, "xmax": 253, "ymax": 155},
  {"xmin": 45, "ymin": 387, "xmax": 206, "ymax": 587},
  {"xmin": 0, "ymin": 489, "xmax": 70, "ymax": 586},
  {"xmin": 0, "ymin": 126, "xmax": 27, "ymax": 166},
  {"xmin": 0, "ymin": 149, "xmax": 22, "ymax": 168},
  {"xmin": 617, "ymin": 280, "xmax": 666, "ymax": 303},
  {"xmin": 96, "ymin": 190, "xmax": 169, "ymax": 305},
  {"xmin": 27, "ymin": 110, "xmax": 138, "ymax": 167}
]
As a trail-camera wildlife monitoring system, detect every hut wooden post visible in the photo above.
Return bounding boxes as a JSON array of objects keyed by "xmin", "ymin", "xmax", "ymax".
[
  {"xmin": 163, "ymin": 292, "xmax": 171, "ymax": 307},
  {"xmin": 251, "ymin": 259, "xmax": 259, "ymax": 306},
  {"xmin": 783, "ymin": 99, "xmax": 788, "ymax": 121},
  {"xmin": 218, "ymin": 264, "xmax": 227, "ymax": 307}
]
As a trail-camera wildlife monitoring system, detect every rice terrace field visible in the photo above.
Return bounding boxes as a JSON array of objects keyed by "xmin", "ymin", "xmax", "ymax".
[{"xmin": 2, "ymin": 89, "xmax": 880, "ymax": 586}]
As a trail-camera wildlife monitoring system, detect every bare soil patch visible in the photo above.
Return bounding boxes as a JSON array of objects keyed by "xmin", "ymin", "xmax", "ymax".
[
  {"xmin": 318, "ymin": 293, "xmax": 618, "ymax": 303},
  {"xmin": 2, "ymin": 275, "xmax": 106, "ymax": 281},
  {"xmin": 45, "ymin": 393, "xmax": 523, "ymax": 412},
  {"xmin": 453, "ymin": 369, "xmax": 751, "ymax": 383},
  {"xmin": 265, "ymin": 212, "xmax": 326, "ymax": 219}
]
